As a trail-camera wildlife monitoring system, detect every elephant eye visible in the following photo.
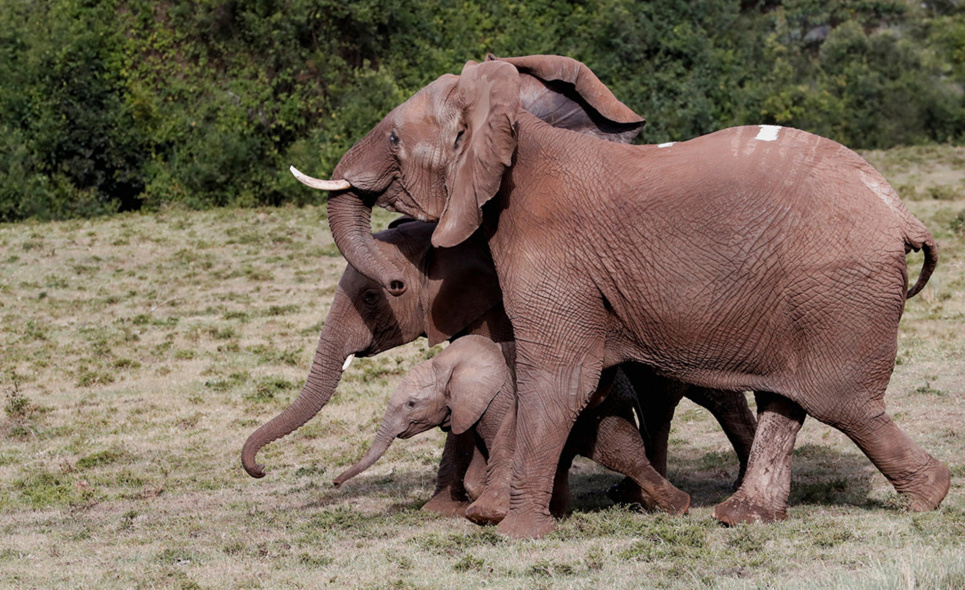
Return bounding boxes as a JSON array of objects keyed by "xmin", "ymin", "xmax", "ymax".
[
  {"xmin": 454, "ymin": 129, "xmax": 465, "ymax": 150},
  {"xmin": 362, "ymin": 289, "xmax": 379, "ymax": 306},
  {"xmin": 407, "ymin": 401, "xmax": 415, "ymax": 408},
  {"xmin": 389, "ymin": 131, "xmax": 399, "ymax": 145}
]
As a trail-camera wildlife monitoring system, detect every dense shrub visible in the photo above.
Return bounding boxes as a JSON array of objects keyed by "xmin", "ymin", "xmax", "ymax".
[{"xmin": 2, "ymin": 0, "xmax": 965, "ymax": 221}]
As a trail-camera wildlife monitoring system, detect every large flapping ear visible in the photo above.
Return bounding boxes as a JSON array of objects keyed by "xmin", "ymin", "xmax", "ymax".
[
  {"xmin": 442, "ymin": 336, "xmax": 510, "ymax": 435},
  {"xmin": 487, "ymin": 54, "xmax": 645, "ymax": 144},
  {"xmin": 432, "ymin": 60, "xmax": 520, "ymax": 249},
  {"xmin": 423, "ymin": 232, "xmax": 502, "ymax": 346}
]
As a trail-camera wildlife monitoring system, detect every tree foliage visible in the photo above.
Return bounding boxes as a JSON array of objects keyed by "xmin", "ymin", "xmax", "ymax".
[{"xmin": 2, "ymin": 0, "xmax": 965, "ymax": 221}]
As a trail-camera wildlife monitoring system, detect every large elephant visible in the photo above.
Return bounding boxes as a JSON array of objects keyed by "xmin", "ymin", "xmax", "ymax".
[
  {"xmin": 295, "ymin": 53, "xmax": 949, "ymax": 537},
  {"xmin": 242, "ymin": 218, "xmax": 758, "ymax": 518},
  {"xmin": 333, "ymin": 335, "xmax": 690, "ymax": 520}
]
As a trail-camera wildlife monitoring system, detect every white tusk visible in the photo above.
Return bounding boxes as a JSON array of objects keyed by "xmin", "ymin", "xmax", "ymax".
[
  {"xmin": 342, "ymin": 354, "xmax": 355, "ymax": 371},
  {"xmin": 290, "ymin": 165, "xmax": 352, "ymax": 191}
]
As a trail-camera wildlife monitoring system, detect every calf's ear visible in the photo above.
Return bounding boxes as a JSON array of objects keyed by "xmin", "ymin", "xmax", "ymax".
[{"xmin": 443, "ymin": 337, "xmax": 510, "ymax": 435}]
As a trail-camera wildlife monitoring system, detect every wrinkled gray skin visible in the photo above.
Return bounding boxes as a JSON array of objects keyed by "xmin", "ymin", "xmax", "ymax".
[
  {"xmin": 309, "ymin": 54, "xmax": 947, "ymax": 537},
  {"xmin": 242, "ymin": 219, "xmax": 758, "ymax": 516},
  {"xmin": 333, "ymin": 335, "xmax": 690, "ymax": 521}
]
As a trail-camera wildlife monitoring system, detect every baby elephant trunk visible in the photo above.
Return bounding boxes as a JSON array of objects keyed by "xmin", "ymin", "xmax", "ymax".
[{"xmin": 333, "ymin": 426, "xmax": 399, "ymax": 487}]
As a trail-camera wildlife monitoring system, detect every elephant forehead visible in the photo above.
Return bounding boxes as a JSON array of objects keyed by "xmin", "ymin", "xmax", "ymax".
[
  {"xmin": 392, "ymin": 363, "xmax": 438, "ymax": 400},
  {"xmin": 394, "ymin": 76, "xmax": 458, "ymax": 128}
]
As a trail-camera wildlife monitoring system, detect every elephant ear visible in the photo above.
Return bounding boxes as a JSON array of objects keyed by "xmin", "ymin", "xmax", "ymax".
[
  {"xmin": 424, "ymin": 232, "xmax": 503, "ymax": 346},
  {"xmin": 486, "ymin": 54, "xmax": 645, "ymax": 144},
  {"xmin": 443, "ymin": 336, "xmax": 510, "ymax": 435},
  {"xmin": 433, "ymin": 60, "xmax": 520, "ymax": 249}
]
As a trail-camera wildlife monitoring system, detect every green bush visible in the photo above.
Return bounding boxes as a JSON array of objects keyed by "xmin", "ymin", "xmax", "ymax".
[{"xmin": 2, "ymin": 0, "xmax": 965, "ymax": 222}]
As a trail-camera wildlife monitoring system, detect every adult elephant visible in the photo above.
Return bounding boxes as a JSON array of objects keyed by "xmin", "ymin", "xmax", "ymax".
[
  {"xmin": 241, "ymin": 218, "xmax": 758, "ymax": 518},
  {"xmin": 295, "ymin": 54, "xmax": 949, "ymax": 537}
]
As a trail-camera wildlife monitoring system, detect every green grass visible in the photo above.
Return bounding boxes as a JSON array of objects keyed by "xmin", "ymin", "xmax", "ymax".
[{"xmin": 0, "ymin": 150, "xmax": 963, "ymax": 588}]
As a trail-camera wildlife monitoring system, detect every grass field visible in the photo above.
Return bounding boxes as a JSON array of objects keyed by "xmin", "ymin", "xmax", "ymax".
[{"xmin": 1, "ymin": 146, "xmax": 964, "ymax": 589}]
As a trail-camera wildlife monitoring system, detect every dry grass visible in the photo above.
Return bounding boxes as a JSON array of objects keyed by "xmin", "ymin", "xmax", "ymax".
[{"xmin": 1, "ymin": 147, "xmax": 963, "ymax": 589}]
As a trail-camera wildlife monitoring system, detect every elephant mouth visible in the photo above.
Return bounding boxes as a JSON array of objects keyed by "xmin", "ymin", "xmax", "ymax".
[{"xmin": 439, "ymin": 414, "xmax": 452, "ymax": 432}]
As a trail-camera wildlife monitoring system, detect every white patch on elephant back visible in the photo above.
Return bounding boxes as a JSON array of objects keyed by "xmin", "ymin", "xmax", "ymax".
[
  {"xmin": 657, "ymin": 142, "xmax": 675, "ymax": 148},
  {"xmin": 755, "ymin": 125, "xmax": 781, "ymax": 141}
]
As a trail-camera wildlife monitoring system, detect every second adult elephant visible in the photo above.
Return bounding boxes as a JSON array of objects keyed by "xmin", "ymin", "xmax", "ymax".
[{"xmin": 297, "ymin": 53, "xmax": 949, "ymax": 537}]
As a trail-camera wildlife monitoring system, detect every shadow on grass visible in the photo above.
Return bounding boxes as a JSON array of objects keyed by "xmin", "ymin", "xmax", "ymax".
[
  {"xmin": 282, "ymin": 441, "xmax": 880, "ymax": 523},
  {"xmin": 564, "ymin": 442, "xmax": 878, "ymax": 515}
]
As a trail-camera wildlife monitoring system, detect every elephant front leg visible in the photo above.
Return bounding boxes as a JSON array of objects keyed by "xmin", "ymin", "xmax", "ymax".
[
  {"xmin": 713, "ymin": 392, "xmax": 805, "ymax": 525},
  {"xmin": 422, "ymin": 431, "xmax": 474, "ymax": 516},
  {"xmin": 620, "ymin": 363, "xmax": 686, "ymax": 477},
  {"xmin": 464, "ymin": 402, "xmax": 516, "ymax": 526},
  {"xmin": 497, "ymin": 363, "xmax": 598, "ymax": 539}
]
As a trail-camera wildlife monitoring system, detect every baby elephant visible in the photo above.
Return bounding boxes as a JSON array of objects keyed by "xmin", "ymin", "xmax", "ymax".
[{"xmin": 333, "ymin": 335, "xmax": 690, "ymax": 522}]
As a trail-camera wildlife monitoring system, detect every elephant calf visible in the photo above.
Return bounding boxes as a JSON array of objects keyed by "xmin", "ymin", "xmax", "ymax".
[{"xmin": 333, "ymin": 335, "xmax": 691, "ymax": 522}]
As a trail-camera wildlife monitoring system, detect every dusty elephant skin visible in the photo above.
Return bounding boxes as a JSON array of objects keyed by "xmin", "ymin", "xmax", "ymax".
[
  {"xmin": 333, "ymin": 335, "xmax": 690, "ymax": 522},
  {"xmin": 241, "ymin": 219, "xmax": 757, "ymax": 518},
  {"xmin": 299, "ymin": 54, "xmax": 949, "ymax": 538}
]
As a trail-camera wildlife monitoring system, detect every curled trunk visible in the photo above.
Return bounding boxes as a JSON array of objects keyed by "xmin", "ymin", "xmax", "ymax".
[
  {"xmin": 242, "ymin": 335, "xmax": 347, "ymax": 478},
  {"xmin": 327, "ymin": 192, "xmax": 407, "ymax": 296}
]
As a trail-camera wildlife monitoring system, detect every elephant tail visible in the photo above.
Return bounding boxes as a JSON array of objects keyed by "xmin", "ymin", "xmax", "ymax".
[{"xmin": 905, "ymin": 231, "xmax": 938, "ymax": 299}]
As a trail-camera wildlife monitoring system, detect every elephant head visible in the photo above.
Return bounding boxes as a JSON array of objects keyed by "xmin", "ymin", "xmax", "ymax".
[
  {"xmin": 333, "ymin": 335, "xmax": 510, "ymax": 487},
  {"xmin": 241, "ymin": 220, "xmax": 503, "ymax": 478},
  {"xmin": 296, "ymin": 54, "xmax": 644, "ymax": 293}
]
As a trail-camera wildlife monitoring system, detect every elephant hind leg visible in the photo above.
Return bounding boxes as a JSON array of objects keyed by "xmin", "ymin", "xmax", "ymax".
[
  {"xmin": 713, "ymin": 391, "xmax": 806, "ymax": 526},
  {"xmin": 811, "ymin": 400, "xmax": 949, "ymax": 512},
  {"xmin": 571, "ymin": 407, "xmax": 690, "ymax": 515},
  {"xmin": 684, "ymin": 386, "xmax": 757, "ymax": 489}
]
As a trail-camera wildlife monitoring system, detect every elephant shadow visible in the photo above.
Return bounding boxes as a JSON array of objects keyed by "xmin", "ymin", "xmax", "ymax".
[
  {"xmin": 290, "ymin": 443, "xmax": 878, "ymax": 518},
  {"xmin": 565, "ymin": 443, "xmax": 879, "ymax": 514},
  {"xmin": 294, "ymin": 467, "xmax": 444, "ymax": 514}
]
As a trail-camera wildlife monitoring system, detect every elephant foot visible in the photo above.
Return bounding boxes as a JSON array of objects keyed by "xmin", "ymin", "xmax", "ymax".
[
  {"xmin": 654, "ymin": 485, "xmax": 691, "ymax": 516},
  {"xmin": 606, "ymin": 478, "xmax": 689, "ymax": 516},
  {"xmin": 496, "ymin": 507, "xmax": 556, "ymax": 539},
  {"xmin": 712, "ymin": 493, "xmax": 786, "ymax": 526},
  {"xmin": 898, "ymin": 457, "xmax": 950, "ymax": 512},
  {"xmin": 606, "ymin": 478, "xmax": 658, "ymax": 510},
  {"xmin": 422, "ymin": 493, "xmax": 470, "ymax": 517},
  {"xmin": 464, "ymin": 489, "xmax": 509, "ymax": 526}
]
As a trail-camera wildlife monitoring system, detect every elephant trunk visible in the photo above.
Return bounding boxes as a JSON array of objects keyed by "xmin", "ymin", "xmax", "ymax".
[
  {"xmin": 327, "ymin": 192, "xmax": 406, "ymax": 296},
  {"xmin": 242, "ymin": 334, "xmax": 349, "ymax": 478},
  {"xmin": 333, "ymin": 423, "xmax": 401, "ymax": 487}
]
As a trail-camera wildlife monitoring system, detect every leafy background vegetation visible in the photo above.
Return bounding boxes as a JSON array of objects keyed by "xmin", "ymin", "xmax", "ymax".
[{"xmin": 3, "ymin": 0, "xmax": 965, "ymax": 221}]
